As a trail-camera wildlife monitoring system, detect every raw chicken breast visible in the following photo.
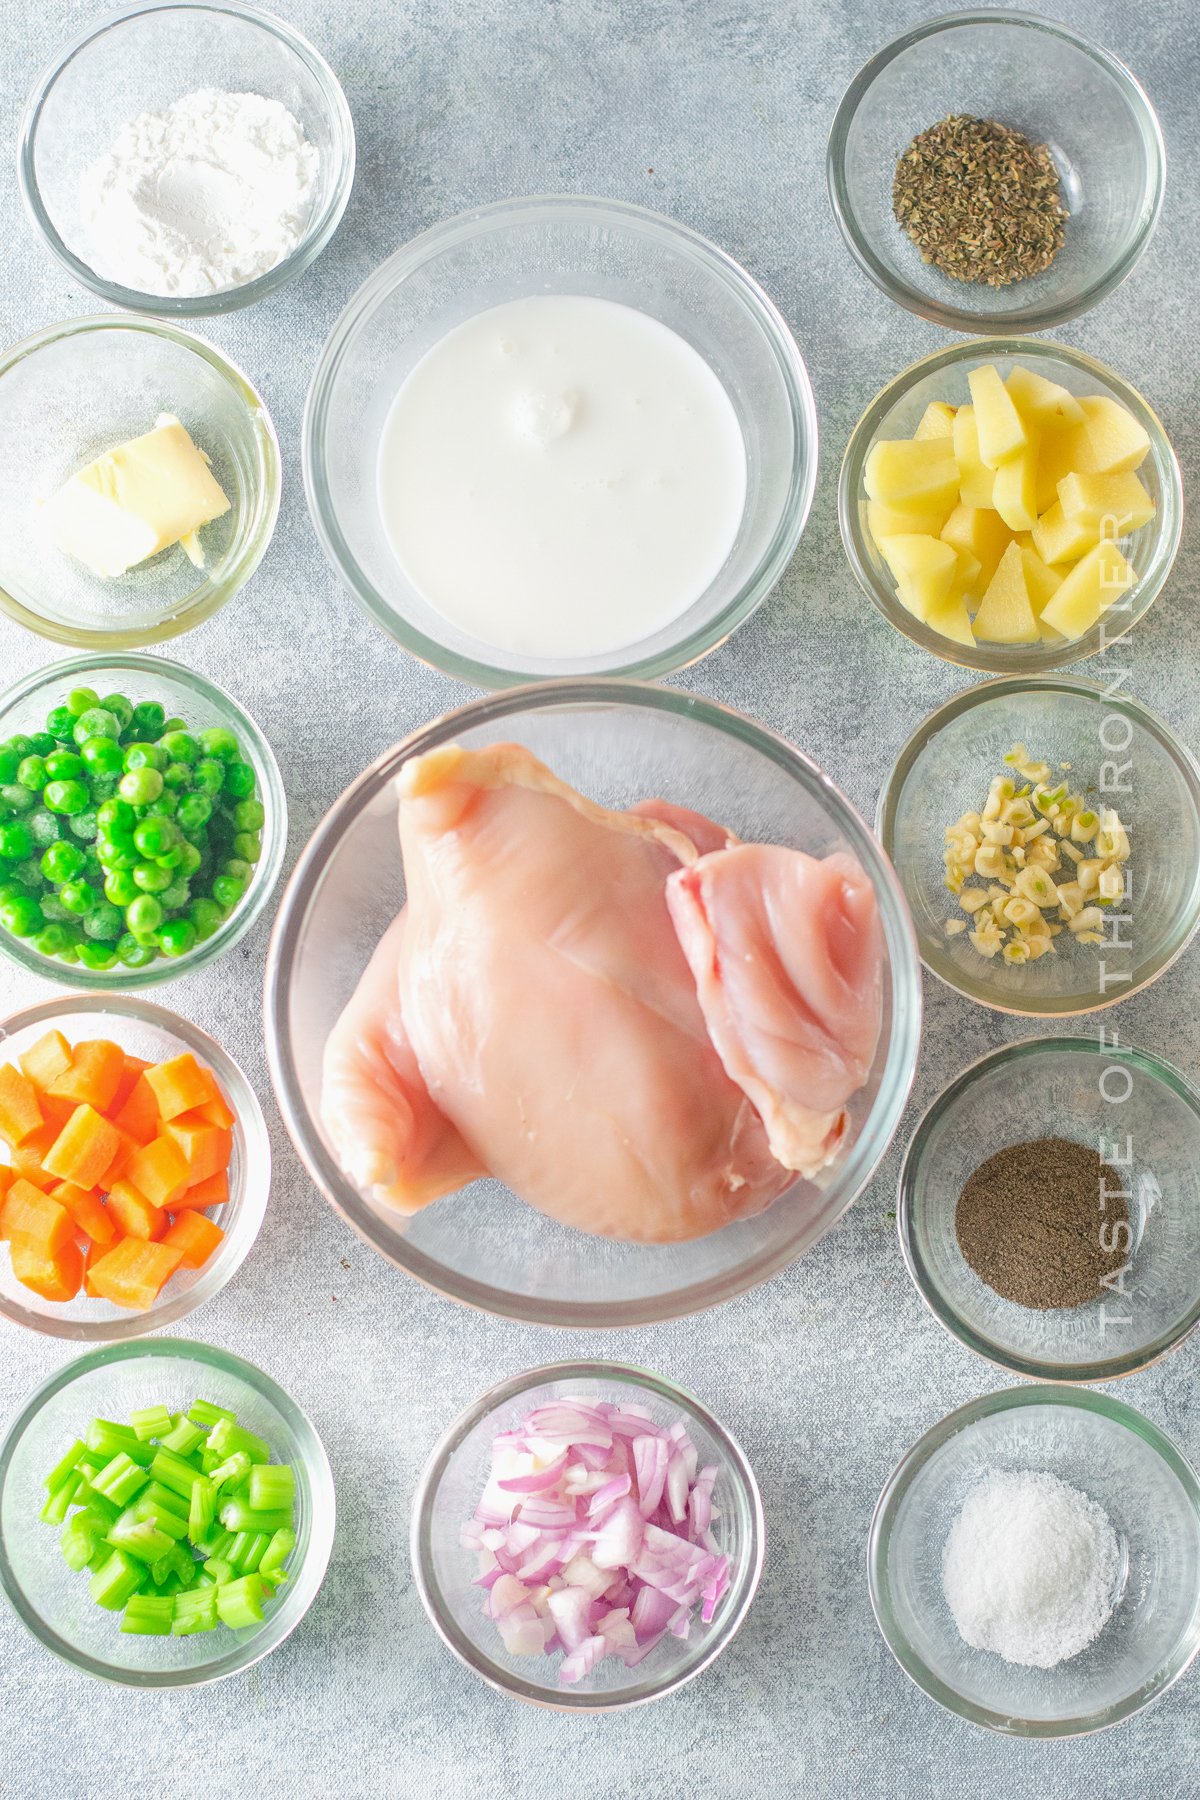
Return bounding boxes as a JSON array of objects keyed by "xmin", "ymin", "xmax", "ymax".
[{"xmin": 666, "ymin": 845, "xmax": 884, "ymax": 1177}]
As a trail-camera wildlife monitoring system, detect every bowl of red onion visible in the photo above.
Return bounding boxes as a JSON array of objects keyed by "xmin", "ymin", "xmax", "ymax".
[{"xmin": 410, "ymin": 1361, "xmax": 764, "ymax": 1710}]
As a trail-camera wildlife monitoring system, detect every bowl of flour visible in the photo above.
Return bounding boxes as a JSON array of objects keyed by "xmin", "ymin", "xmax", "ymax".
[{"xmin": 18, "ymin": 1, "xmax": 355, "ymax": 313}]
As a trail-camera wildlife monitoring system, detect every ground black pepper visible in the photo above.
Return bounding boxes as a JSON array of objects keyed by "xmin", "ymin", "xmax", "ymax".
[{"xmin": 955, "ymin": 1136, "xmax": 1129, "ymax": 1310}]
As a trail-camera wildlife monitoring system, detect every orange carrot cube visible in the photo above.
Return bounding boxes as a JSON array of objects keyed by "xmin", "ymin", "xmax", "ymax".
[
  {"xmin": 144, "ymin": 1053, "xmax": 219, "ymax": 1122},
  {"xmin": 11, "ymin": 1237, "xmax": 83, "ymax": 1303},
  {"xmin": 164, "ymin": 1114, "xmax": 233, "ymax": 1188},
  {"xmin": 96, "ymin": 1126, "xmax": 139, "ymax": 1191},
  {"xmin": 0, "ymin": 1063, "xmax": 44, "ymax": 1146},
  {"xmin": 162, "ymin": 1210, "xmax": 225, "ymax": 1269},
  {"xmin": 195, "ymin": 1087, "xmax": 236, "ymax": 1130},
  {"xmin": 106, "ymin": 1179, "xmax": 166, "ymax": 1241},
  {"xmin": 50, "ymin": 1180, "xmax": 117, "ymax": 1247},
  {"xmin": 171, "ymin": 1170, "xmax": 229, "ymax": 1211},
  {"xmin": 18, "ymin": 1029, "xmax": 72, "ymax": 1091},
  {"xmin": 10, "ymin": 1123, "xmax": 59, "ymax": 1185},
  {"xmin": 0, "ymin": 1178, "xmax": 74, "ymax": 1256},
  {"xmin": 43, "ymin": 1104, "xmax": 121, "ymax": 1191},
  {"xmin": 47, "ymin": 1040, "xmax": 125, "ymax": 1114},
  {"xmin": 123, "ymin": 1136, "xmax": 189, "ymax": 1210},
  {"xmin": 111, "ymin": 1055, "xmax": 151, "ymax": 1114},
  {"xmin": 86, "ymin": 1237, "xmax": 184, "ymax": 1310},
  {"xmin": 112, "ymin": 1074, "xmax": 160, "ymax": 1146}
]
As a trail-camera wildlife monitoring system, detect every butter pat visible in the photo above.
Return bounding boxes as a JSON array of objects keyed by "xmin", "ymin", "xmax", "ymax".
[{"xmin": 44, "ymin": 414, "xmax": 230, "ymax": 579}]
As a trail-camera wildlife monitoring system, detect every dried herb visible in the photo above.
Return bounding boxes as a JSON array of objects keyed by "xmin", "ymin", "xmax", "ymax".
[
  {"xmin": 955, "ymin": 1136, "xmax": 1128, "ymax": 1310},
  {"xmin": 893, "ymin": 114, "xmax": 1067, "ymax": 288}
]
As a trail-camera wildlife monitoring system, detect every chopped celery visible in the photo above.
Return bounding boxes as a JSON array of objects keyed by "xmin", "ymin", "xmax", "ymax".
[
  {"xmin": 225, "ymin": 1531, "xmax": 253, "ymax": 1570},
  {"xmin": 121, "ymin": 1593, "xmax": 174, "ymax": 1636},
  {"xmin": 149, "ymin": 1448, "xmax": 202, "ymax": 1498},
  {"xmin": 89, "ymin": 1549, "xmax": 142, "ymax": 1611},
  {"xmin": 188, "ymin": 1476, "xmax": 216, "ymax": 1545},
  {"xmin": 261, "ymin": 1569, "xmax": 289, "ymax": 1589},
  {"xmin": 61, "ymin": 1515, "xmax": 99, "ymax": 1572},
  {"xmin": 140, "ymin": 1479, "xmax": 190, "ymax": 1520},
  {"xmin": 150, "ymin": 1543, "xmax": 197, "ymax": 1589},
  {"xmin": 90, "ymin": 1453, "xmax": 149, "ymax": 1507},
  {"xmin": 160, "ymin": 1416, "xmax": 205, "ymax": 1457},
  {"xmin": 129, "ymin": 1404, "xmax": 173, "ymax": 1443},
  {"xmin": 41, "ymin": 1472, "xmax": 82, "ymax": 1525},
  {"xmin": 131, "ymin": 1496, "xmax": 189, "ymax": 1542},
  {"xmin": 86, "ymin": 1420, "xmax": 155, "ymax": 1466},
  {"xmin": 187, "ymin": 1399, "xmax": 236, "ymax": 1428},
  {"xmin": 219, "ymin": 1499, "xmax": 293, "ymax": 1535},
  {"xmin": 216, "ymin": 1575, "xmax": 266, "ymax": 1630},
  {"xmin": 107, "ymin": 1513, "xmax": 175, "ymax": 1564},
  {"xmin": 247, "ymin": 1465, "xmax": 295, "ymax": 1514},
  {"xmin": 208, "ymin": 1418, "xmax": 270, "ymax": 1465},
  {"xmin": 209, "ymin": 1450, "xmax": 252, "ymax": 1491},
  {"xmin": 241, "ymin": 1533, "xmax": 271, "ymax": 1574},
  {"xmin": 259, "ymin": 1527, "xmax": 296, "ymax": 1576},
  {"xmin": 173, "ymin": 1587, "xmax": 218, "ymax": 1635},
  {"xmin": 43, "ymin": 1439, "xmax": 86, "ymax": 1492},
  {"xmin": 201, "ymin": 1556, "xmax": 234, "ymax": 1586}
]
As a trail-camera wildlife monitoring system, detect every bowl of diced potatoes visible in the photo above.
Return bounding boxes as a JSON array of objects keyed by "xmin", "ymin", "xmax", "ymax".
[{"xmin": 839, "ymin": 338, "xmax": 1181, "ymax": 672}]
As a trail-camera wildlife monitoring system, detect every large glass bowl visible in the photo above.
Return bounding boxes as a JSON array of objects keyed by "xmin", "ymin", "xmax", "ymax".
[
  {"xmin": 0, "ymin": 315, "xmax": 280, "ymax": 648},
  {"xmin": 303, "ymin": 195, "xmax": 817, "ymax": 687},
  {"xmin": 828, "ymin": 11, "xmax": 1165, "ymax": 334},
  {"xmin": 410, "ymin": 1362, "xmax": 764, "ymax": 1710},
  {"xmin": 0, "ymin": 651, "xmax": 286, "ymax": 989},
  {"xmin": 264, "ymin": 682, "xmax": 921, "ymax": 1325},
  {"xmin": 0, "ymin": 994, "xmax": 270, "ymax": 1341},
  {"xmin": 877, "ymin": 675, "xmax": 1200, "ymax": 1016},
  {"xmin": 0, "ymin": 1338, "xmax": 335, "ymax": 1685},
  {"xmin": 839, "ymin": 339, "xmax": 1181, "ymax": 674},
  {"xmin": 18, "ymin": 0, "xmax": 355, "ymax": 316},
  {"xmin": 868, "ymin": 1386, "xmax": 1200, "ymax": 1736},
  {"xmin": 898, "ymin": 1038, "xmax": 1200, "ymax": 1383}
]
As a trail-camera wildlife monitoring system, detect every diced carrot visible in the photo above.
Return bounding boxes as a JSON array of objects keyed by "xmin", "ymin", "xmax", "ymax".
[
  {"xmin": 144, "ymin": 1053, "xmax": 219, "ymax": 1122},
  {"xmin": 82, "ymin": 1234, "xmax": 106, "ymax": 1295},
  {"xmin": 123, "ymin": 1135, "xmax": 190, "ymax": 1210},
  {"xmin": 0, "ymin": 1165, "xmax": 10, "ymax": 1202},
  {"xmin": 112, "ymin": 1074, "xmax": 160, "ymax": 1146},
  {"xmin": 85, "ymin": 1237, "xmax": 184, "ymax": 1310},
  {"xmin": 96, "ymin": 1126, "xmax": 139, "ymax": 1191},
  {"xmin": 50, "ymin": 1180, "xmax": 117, "ymax": 1248},
  {"xmin": 11, "ymin": 1236, "xmax": 83, "ymax": 1303},
  {"xmin": 43, "ymin": 1104, "xmax": 121, "ymax": 1191},
  {"xmin": 195, "ymin": 1086, "xmax": 236, "ymax": 1130},
  {"xmin": 171, "ymin": 1170, "xmax": 229, "ymax": 1211},
  {"xmin": 106, "ymin": 1179, "xmax": 166, "ymax": 1241},
  {"xmin": 10, "ymin": 1123, "xmax": 59, "ymax": 1185},
  {"xmin": 163, "ymin": 1114, "xmax": 233, "ymax": 1187},
  {"xmin": 111, "ymin": 1055, "xmax": 151, "ymax": 1114},
  {"xmin": 38, "ymin": 1092, "xmax": 80, "ymax": 1132},
  {"xmin": 161, "ymin": 1210, "xmax": 224, "ymax": 1269},
  {"xmin": 0, "ymin": 1063, "xmax": 44, "ymax": 1145},
  {"xmin": 47, "ymin": 1040, "xmax": 125, "ymax": 1114},
  {"xmin": 18, "ymin": 1029, "xmax": 72, "ymax": 1090},
  {"xmin": 0, "ymin": 1178, "xmax": 74, "ymax": 1255}
]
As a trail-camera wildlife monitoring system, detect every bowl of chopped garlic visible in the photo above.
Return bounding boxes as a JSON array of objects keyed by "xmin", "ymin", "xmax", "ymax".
[{"xmin": 878, "ymin": 674, "xmax": 1200, "ymax": 1016}]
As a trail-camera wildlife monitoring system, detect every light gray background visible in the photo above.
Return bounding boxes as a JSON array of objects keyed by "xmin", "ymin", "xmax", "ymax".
[{"xmin": 2, "ymin": 1, "xmax": 1198, "ymax": 1795}]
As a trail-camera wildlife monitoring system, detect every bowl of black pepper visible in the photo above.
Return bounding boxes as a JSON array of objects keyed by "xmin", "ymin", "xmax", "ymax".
[
  {"xmin": 898, "ymin": 1036, "xmax": 1200, "ymax": 1382},
  {"xmin": 827, "ymin": 11, "xmax": 1165, "ymax": 333}
]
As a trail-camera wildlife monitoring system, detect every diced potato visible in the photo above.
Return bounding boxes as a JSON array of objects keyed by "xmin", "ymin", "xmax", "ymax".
[
  {"xmin": 1070, "ymin": 395, "xmax": 1151, "ymax": 475},
  {"xmin": 950, "ymin": 546, "xmax": 983, "ymax": 599},
  {"xmin": 866, "ymin": 499, "xmax": 952, "ymax": 544},
  {"xmin": 1019, "ymin": 546, "xmax": 1064, "ymax": 617},
  {"xmin": 1057, "ymin": 469, "xmax": 1155, "ymax": 536},
  {"xmin": 1034, "ymin": 426, "xmax": 1080, "ymax": 514},
  {"xmin": 1032, "ymin": 501, "xmax": 1100, "ymax": 566},
  {"xmin": 967, "ymin": 364, "xmax": 1028, "ymax": 469},
  {"xmin": 864, "ymin": 438, "xmax": 959, "ymax": 512},
  {"xmin": 972, "ymin": 541, "xmax": 1039, "ymax": 644},
  {"xmin": 1039, "ymin": 541, "xmax": 1136, "ymax": 639},
  {"xmin": 926, "ymin": 595, "xmax": 976, "ymax": 647},
  {"xmin": 876, "ymin": 533, "xmax": 957, "ymax": 620},
  {"xmin": 940, "ymin": 503, "xmax": 1012, "ymax": 590},
  {"xmin": 1005, "ymin": 364, "xmax": 1085, "ymax": 430},
  {"xmin": 952, "ymin": 406, "xmax": 995, "ymax": 508},
  {"xmin": 914, "ymin": 401, "xmax": 957, "ymax": 441},
  {"xmin": 992, "ymin": 443, "xmax": 1039, "ymax": 532}
]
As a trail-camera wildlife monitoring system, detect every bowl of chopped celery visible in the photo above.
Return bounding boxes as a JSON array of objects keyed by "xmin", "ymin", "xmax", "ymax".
[
  {"xmin": 0, "ymin": 1338, "xmax": 334, "ymax": 1685},
  {"xmin": 878, "ymin": 674, "xmax": 1200, "ymax": 1016}
]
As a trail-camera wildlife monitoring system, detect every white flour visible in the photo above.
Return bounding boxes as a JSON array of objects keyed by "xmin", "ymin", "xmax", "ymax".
[{"xmin": 80, "ymin": 88, "xmax": 319, "ymax": 297}]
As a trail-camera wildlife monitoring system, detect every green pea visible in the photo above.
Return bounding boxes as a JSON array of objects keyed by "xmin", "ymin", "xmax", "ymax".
[
  {"xmin": 158, "ymin": 730, "xmax": 200, "ymax": 765},
  {"xmin": 89, "ymin": 775, "xmax": 119, "ymax": 805},
  {"xmin": 232, "ymin": 832, "xmax": 261, "ymax": 865},
  {"xmin": 123, "ymin": 741, "xmax": 169, "ymax": 773},
  {"xmin": 223, "ymin": 761, "xmax": 257, "ymax": 800},
  {"xmin": 188, "ymin": 897, "xmax": 224, "ymax": 942},
  {"xmin": 118, "ymin": 768, "xmax": 163, "ymax": 806},
  {"xmin": 97, "ymin": 829, "xmax": 139, "ymax": 871},
  {"xmin": 157, "ymin": 918, "xmax": 196, "ymax": 958},
  {"xmin": 211, "ymin": 874, "xmax": 245, "ymax": 911},
  {"xmin": 38, "ymin": 893, "xmax": 70, "ymax": 922},
  {"xmin": 84, "ymin": 901, "xmax": 123, "ymax": 942},
  {"xmin": 116, "ymin": 932, "xmax": 157, "ymax": 968},
  {"xmin": 96, "ymin": 797, "xmax": 136, "ymax": 832},
  {"xmin": 176, "ymin": 844, "xmax": 203, "ymax": 878},
  {"xmin": 130, "ymin": 701, "xmax": 166, "ymax": 738},
  {"xmin": 58, "ymin": 879, "xmax": 95, "ymax": 916},
  {"xmin": 67, "ymin": 688, "xmax": 100, "ymax": 717},
  {"xmin": 143, "ymin": 790, "xmax": 179, "ymax": 819},
  {"xmin": 80, "ymin": 848, "xmax": 103, "ymax": 884},
  {"xmin": 44, "ymin": 778, "xmax": 90, "ymax": 816},
  {"xmin": 16, "ymin": 755, "xmax": 47, "ymax": 790},
  {"xmin": 72, "ymin": 707, "xmax": 120, "ymax": 747},
  {"xmin": 232, "ymin": 798, "xmax": 265, "ymax": 832},
  {"xmin": 0, "ymin": 893, "xmax": 44, "ymax": 937},
  {"xmin": 44, "ymin": 750, "xmax": 85, "ymax": 781},
  {"xmin": 162, "ymin": 760, "xmax": 191, "ymax": 791},
  {"xmin": 45, "ymin": 705, "xmax": 77, "ymax": 742},
  {"xmin": 77, "ymin": 941, "xmax": 118, "ymax": 971},
  {"xmin": 159, "ymin": 878, "xmax": 190, "ymax": 910},
  {"xmin": 0, "ymin": 784, "xmax": 36, "ymax": 814},
  {"xmin": 177, "ymin": 793, "xmax": 213, "ymax": 832},
  {"xmin": 132, "ymin": 861, "xmax": 172, "ymax": 894},
  {"xmin": 0, "ymin": 750, "xmax": 19, "ymax": 784},
  {"xmin": 125, "ymin": 894, "xmax": 164, "ymax": 936},
  {"xmin": 134, "ymin": 816, "xmax": 177, "ymax": 859},
  {"xmin": 198, "ymin": 727, "xmax": 240, "ymax": 764},
  {"xmin": 80, "ymin": 736, "xmax": 124, "ymax": 778},
  {"xmin": 41, "ymin": 841, "xmax": 84, "ymax": 884},
  {"xmin": 29, "ymin": 733, "xmax": 56, "ymax": 758},
  {"xmin": 220, "ymin": 857, "xmax": 252, "ymax": 883},
  {"xmin": 99, "ymin": 693, "xmax": 134, "ymax": 731},
  {"xmin": 104, "ymin": 870, "xmax": 139, "ymax": 907},
  {"xmin": 33, "ymin": 923, "xmax": 72, "ymax": 957},
  {"xmin": 0, "ymin": 820, "xmax": 34, "ymax": 860},
  {"xmin": 5, "ymin": 734, "xmax": 34, "ymax": 756},
  {"xmin": 27, "ymin": 808, "xmax": 61, "ymax": 849},
  {"xmin": 68, "ymin": 808, "xmax": 99, "ymax": 842}
]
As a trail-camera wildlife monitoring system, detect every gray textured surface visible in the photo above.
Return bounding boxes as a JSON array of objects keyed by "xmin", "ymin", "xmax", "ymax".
[{"xmin": 1, "ymin": 1, "xmax": 1198, "ymax": 1795}]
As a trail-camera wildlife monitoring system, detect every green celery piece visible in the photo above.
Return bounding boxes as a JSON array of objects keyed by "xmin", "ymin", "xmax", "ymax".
[
  {"xmin": 43, "ymin": 1439, "xmax": 86, "ymax": 1492},
  {"xmin": 209, "ymin": 1450, "xmax": 252, "ymax": 1491},
  {"xmin": 208, "ymin": 1417, "xmax": 270, "ymax": 1465},
  {"xmin": 173, "ymin": 1588, "xmax": 218, "ymax": 1634},
  {"xmin": 240, "ymin": 1533, "xmax": 271, "ymax": 1575},
  {"xmin": 120, "ymin": 1594, "xmax": 174, "ymax": 1635},
  {"xmin": 200, "ymin": 1446, "xmax": 221, "ymax": 1475},
  {"xmin": 86, "ymin": 1420, "xmax": 155, "ymax": 1465},
  {"xmin": 198, "ymin": 1557, "xmax": 233, "ymax": 1585},
  {"xmin": 107, "ymin": 1513, "xmax": 174, "ymax": 1564},
  {"xmin": 76, "ymin": 1455, "xmax": 104, "ymax": 1481},
  {"xmin": 259, "ymin": 1527, "xmax": 296, "ymax": 1577},
  {"xmin": 188, "ymin": 1476, "xmax": 216, "ymax": 1545},
  {"xmin": 129, "ymin": 1404, "xmax": 173, "ymax": 1443},
  {"xmin": 247, "ymin": 1464, "xmax": 295, "ymax": 1514},
  {"xmin": 216, "ymin": 1575, "xmax": 266, "ymax": 1630},
  {"xmin": 61, "ymin": 1515, "xmax": 99, "ymax": 1572},
  {"xmin": 187, "ymin": 1399, "xmax": 236, "ymax": 1429},
  {"xmin": 149, "ymin": 1447, "xmax": 201, "ymax": 1498},
  {"xmin": 87, "ymin": 1545, "xmax": 112, "ymax": 1575},
  {"xmin": 40, "ymin": 1472, "xmax": 82, "ymax": 1525},
  {"xmin": 160, "ymin": 1416, "xmax": 205, "ymax": 1458},
  {"xmin": 131, "ymin": 1496, "xmax": 189, "ymax": 1542},
  {"xmin": 218, "ymin": 1499, "xmax": 294, "ymax": 1535},
  {"xmin": 89, "ymin": 1549, "xmax": 142, "ymax": 1611},
  {"xmin": 91, "ymin": 1452, "xmax": 150, "ymax": 1508},
  {"xmin": 150, "ymin": 1543, "xmax": 196, "ymax": 1588},
  {"xmin": 225, "ymin": 1531, "xmax": 253, "ymax": 1570},
  {"xmin": 156, "ymin": 1572, "xmax": 187, "ymax": 1597},
  {"xmin": 140, "ymin": 1478, "xmax": 190, "ymax": 1520},
  {"xmin": 72, "ymin": 1502, "xmax": 120, "ymax": 1537},
  {"xmin": 261, "ymin": 1569, "xmax": 289, "ymax": 1589}
]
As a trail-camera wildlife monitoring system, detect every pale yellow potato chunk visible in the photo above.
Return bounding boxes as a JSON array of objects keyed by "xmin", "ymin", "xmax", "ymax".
[
  {"xmin": 1034, "ymin": 424, "xmax": 1080, "ymax": 514},
  {"xmin": 876, "ymin": 533, "xmax": 958, "ymax": 620},
  {"xmin": 1039, "ymin": 541, "xmax": 1136, "ymax": 639},
  {"xmin": 1070, "ymin": 396, "xmax": 1151, "ymax": 475},
  {"xmin": 1019, "ymin": 545, "xmax": 1064, "ymax": 617},
  {"xmin": 972, "ymin": 541, "xmax": 1039, "ymax": 643},
  {"xmin": 992, "ymin": 444, "xmax": 1040, "ymax": 533},
  {"xmin": 926, "ymin": 595, "xmax": 976, "ymax": 647},
  {"xmin": 1005, "ymin": 364, "xmax": 1085, "ymax": 430},
  {"xmin": 914, "ymin": 401, "xmax": 957, "ymax": 441},
  {"xmin": 864, "ymin": 438, "xmax": 959, "ymax": 512},
  {"xmin": 1058, "ymin": 470, "xmax": 1155, "ymax": 535},
  {"xmin": 940, "ymin": 502, "xmax": 1012, "ymax": 590},
  {"xmin": 952, "ymin": 406, "xmax": 995, "ymax": 509},
  {"xmin": 967, "ymin": 364, "xmax": 1028, "ymax": 469},
  {"xmin": 867, "ymin": 498, "xmax": 952, "ymax": 543},
  {"xmin": 1032, "ymin": 501, "xmax": 1099, "ymax": 566}
]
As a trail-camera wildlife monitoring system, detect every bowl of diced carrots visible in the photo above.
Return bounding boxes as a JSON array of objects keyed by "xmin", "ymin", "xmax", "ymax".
[{"xmin": 0, "ymin": 996, "xmax": 269, "ymax": 1337}]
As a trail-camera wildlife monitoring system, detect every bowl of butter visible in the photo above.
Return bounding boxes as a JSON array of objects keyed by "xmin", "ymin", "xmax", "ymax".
[{"xmin": 0, "ymin": 315, "xmax": 280, "ymax": 649}]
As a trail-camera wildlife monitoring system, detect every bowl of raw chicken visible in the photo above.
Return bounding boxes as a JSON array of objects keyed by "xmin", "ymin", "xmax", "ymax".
[{"xmin": 265, "ymin": 683, "xmax": 921, "ymax": 1324}]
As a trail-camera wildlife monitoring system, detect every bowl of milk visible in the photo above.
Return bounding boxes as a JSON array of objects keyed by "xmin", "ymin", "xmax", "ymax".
[{"xmin": 303, "ymin": 195, "xmax": 817, "ymax": 686}]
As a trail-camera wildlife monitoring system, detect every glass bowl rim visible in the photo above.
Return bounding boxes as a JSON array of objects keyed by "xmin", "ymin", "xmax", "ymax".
[
  {"xmin": 16, "ymin": 0, "xmax": 357, "ymax": 319},
  {"xmin": 263, "ymin": 677, "xmax": 923, "ymax": 1326},
  {"xmin": 301, "ymin": 192, "xmax": 818, "ymax": 689},
  {"xmin": 0, "ymin": 647, "xmax": 288, "ymax": 989},
  {"xmin": 875, "ymin": 670, "xmax": 1200, "ymax": 1015},
  {"xmin": 826, "ymin": 7, "xmax": 1167, "ymax": 335},
  {"xmin": 0, "ymin": 312, "xmax": 282, "ymax": 646},
  {"xmin": 838, "ymin": 335, "xmax": 1183, "ymax": 675},
  {"xmin": 0, "ymin": 1335, "xmax": 336, "ymax": 1686},
  {"xmin": 867, "ymin": 1382, "xmax": 1200, "ymax": 1737},
  {"xmin": 409, "ymin": 1358, "xmax": 766, "ymax": 1711},
  {"xmin": 896, "ymin": 1033, "xmax": 1200, "ymax": 1383},
  {"xmin": 0, "ymin": 991, "xmax": 272, "ymax": 1341}
]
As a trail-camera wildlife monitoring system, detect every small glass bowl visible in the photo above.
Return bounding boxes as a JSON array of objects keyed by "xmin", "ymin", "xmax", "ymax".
[
  {"xmin": 265, "ymin": 681, "xmax": 922, "ymax": 1326},
  {"xmin": 19, "ymin": 0, "xmax": 355, "ymax": 315},
  {"xmin": 411, "ymin": 1362, "xmax": 764, "ymax": 1710},
  {"xmin": 868, "ymin": 1385, "xmax": 1200, "ymax": 1736},
  {"xmin": 0, "ymin": 316, "xmax": 281, "ymax": 648},
  {"xmin": 0, "ymin": 1337, "xmax": 335, "ymax": 1685},
  {"xmin": 828, "ymin": 11, "xmax": 1165, "ymax": 334},
  {"xmin": 0, "ymin": 993, "xmax": 270, "ymax": 1340},
  {"xmin": 303, "ymin": 194, "xmax": 817, "ymax": 687},
  {"xmin": 877, "ymin": 674, "xmax": 1200, "ymax": 1016},
  {"xmin": 898, "ymin": 1037, "xmax": 1200, "ymax": 1383},
  {"xmin": 0, "ymin": 651, "xmax": 286, "ymax": 989},
  {"xmin": 839, "ymin": 338, "xmax": 1181, "ymax": 674}
]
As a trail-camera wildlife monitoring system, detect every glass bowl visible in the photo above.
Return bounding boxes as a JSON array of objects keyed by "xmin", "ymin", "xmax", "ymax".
[
  {"xmin": 0, "ymin": 1337, "xmax": 334, "ymax": 1685},
  {"xmin": 868, "ymin": 1385, "xmax": 1200, "ymax": 1736},
  {"xmin": 898, "ymin": 1037, "xmax": 1200, "ymax": 1383},
  {"xmin": 0, "ymin": 993, "xmax": 270, "ymax": 1340},
  {"xmin": 18, "ymin": 0, "xmax": 355, "ymax": 316},
  {"xmin": 0, "ymin": 316, "xmax": 280, "ymax": 648},
  {"xmin": 828, "ymin": 11, "xmax": 1165, "ymax": 334},
  {"xmin": 839, "ymin": 338, "xmax": 1181, "ymax": 674},
  {"xmin": 264, "ymin": 681, "xmax": 921, "ymax": 1325},
  {"xmin": 0, "ymin": 651, "xmax": 286, "ymax": 988},
  {"xmin": 303, "ymin": 194, "xmax": 817, "ymax": 687},
  {"xmin": 410, "ymin": 1362, "xmax": 764, "ymax": 1710},
  {"xmin": 877, "ymin": 675, "xmax": 1200, "ymax": 1016}
]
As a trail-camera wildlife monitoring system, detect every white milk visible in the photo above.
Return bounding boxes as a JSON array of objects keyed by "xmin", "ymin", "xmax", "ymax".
[{"xmin": 376, "ymin": 295, "xmax": 747, "ymax": 659}]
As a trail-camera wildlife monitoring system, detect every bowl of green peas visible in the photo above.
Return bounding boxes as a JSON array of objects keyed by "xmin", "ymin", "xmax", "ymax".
[{"xmin": 0, "ymin": 652, "xmax": 285, "ymax": 985}]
